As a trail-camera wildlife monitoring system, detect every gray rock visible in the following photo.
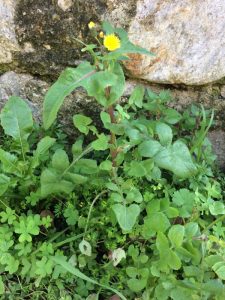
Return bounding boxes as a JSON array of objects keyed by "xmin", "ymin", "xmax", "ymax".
[
  {"xmin": 124, "ymin": 0, "xmax": 225, "ymax": 85},
  {"xmin": 0, "ymin": 0, "xmax": 20, "ymax": 64},
  {"xmin": 0, "ymin": 0, "xmax": 224, "ymax": 85},
  {"xmin": 208, "ymin": 130, "xmax": 225, "ymax": 170}
]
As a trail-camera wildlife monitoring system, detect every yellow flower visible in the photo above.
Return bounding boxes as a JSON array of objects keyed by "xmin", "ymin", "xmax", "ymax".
[
  {"xmin": 99, "ymin": 31, "xmax": 104, "ymax": 38},
  {"xmin": 103, "ymin": 34, "xmax": 121, "ymax": 51},
  {"xmin": 88, "ymin": 21, "xmax": 96, "ymax": 29}
]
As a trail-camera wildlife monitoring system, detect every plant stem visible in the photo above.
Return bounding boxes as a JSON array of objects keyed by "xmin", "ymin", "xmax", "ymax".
[
  {"xmin": 83, "ymin": 190, "xmax": 107, "ymax": 239},
  {"xmin": 107, "ymin": 105, "xmax": 118, "ymax": 167},
  {"xmin": 203, "ymin": 214, "xmax": 225, "ymax": 233}
]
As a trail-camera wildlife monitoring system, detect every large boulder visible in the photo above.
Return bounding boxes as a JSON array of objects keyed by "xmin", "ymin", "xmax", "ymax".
[{"xmin": 0, "ymin": 0, "xmax": 224, "ymax": 85}]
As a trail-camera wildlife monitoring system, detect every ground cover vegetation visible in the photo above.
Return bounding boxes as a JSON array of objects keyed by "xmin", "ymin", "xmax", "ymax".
[{"xmin": 0, "ymin": 21, "xmax": 224, "ymax": 300}]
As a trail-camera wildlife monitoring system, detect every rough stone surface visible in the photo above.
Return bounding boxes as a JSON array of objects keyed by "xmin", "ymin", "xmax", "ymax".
[
  {"xmin": 0, "ymin": 0, "xmax": 224, "ymax": 85},
  {"xmin": 208, "ymin": 130, "xmax": 225, "ymax": 170},
  {"xmin": 124, "ymin": 0, "xmax": 225, "ymax": 85},
  {"xmin": 0, "ymin": 0, "xmax": 20, "ymax": 65}
]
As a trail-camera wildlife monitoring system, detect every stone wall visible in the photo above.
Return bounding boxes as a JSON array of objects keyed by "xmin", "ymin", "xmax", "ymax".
[{"xmin": 0, "ymin": 0, "xmax": 225, "ymax": 167}]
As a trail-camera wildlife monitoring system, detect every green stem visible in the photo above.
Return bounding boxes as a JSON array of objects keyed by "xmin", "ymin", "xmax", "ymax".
[
  {"xmin": 83, "ymin": 190, "xmax": 107, "ymax": 239},
  {"xmin": 62, "ymin": 146, "xmax": 92, "ymax": 176},
  {"xmin": 203, "ymin": 214, "xmax": 225, "ymax": 233}
]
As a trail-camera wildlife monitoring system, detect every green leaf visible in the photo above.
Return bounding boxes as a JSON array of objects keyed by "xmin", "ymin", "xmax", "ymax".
[
  {"xmin": 82, "ymin": 70, "xmax": 117, "ymax": 107},
  {"xmin": 142, "ymin": 213, "xmax": 170, "ymax": 238},
  {"xmin": 73, "ymin": 114, "xmax": 92, "ymax": 135},
  {"xmin": 107, "ymin": 62, "xmax": 125, "ymax": 106},
  {"xmin": 52, "ymin": 256, "xmax": 127, "ymax": 300},
  {"xmin": 127, "ymin": 278, "xmax": 147, "ymax": 293},
  {"xmin": 163, "ymin": 108, "xmax": 182, "ymax": 124},
  {"xmin": 209, "ymin": 201, "xmax": 225, "ymax": 215},
  {"xmin": 0, "ymin": 207, "xmax": 16, "ymax": 224},
  {"xmin": 112, "ymin": 204, "xmax": 140, "ymax": 231},
  {"xmin": 32, "ymin": 136, "xmax": 56, "ymax": 168},
  {"xmin": 79, "ymin": 240, "xmax": 92, "ymax": 256},
  {"xmin": 172, "ymin": 189, "xmax": 195, "ymax": 217},
  {"xmin": 52, "ymin": 149, "xmax": 70, "ymax": 172},
  {"xmin": 156, "ymin": 232, "xmax": 170, "ymax": 254},
  {"xmin": 41, "ymin": 168, "xmax": 74, "ymax": 197},
  {"xmin": 129, "ymin": 86, "xmax": 145, "ymax": 108},
  {"xmin": 154, "ymin": 141, "xmax": 197, "ymax": 178},
  {"xmin": 64, "ymin": 205, "xmax": 78, "ymax": 225},
  {"xmin": 126, "ymin": 161, "xmax": 147, "ymax": 177},
  {"xmin": 0, "ymin": 149, "xmax": 18, "ymax": 173},
  {"xmin": 126, "ymin": 188, "xmax": 143, "ymax": 203},
  {"xmin": 0, "ymin": 174, "xmax": 10, "ymax": 196},
  {"xmin": 35, "ymin": 257, "xmax": 53, "ymax": 277},
  {"xmin": 138, "ymin": 140, "xmax": 163, "ymax": 157},
  {"xmin": 92, "ymin": 134, "xmax": 109, "ymax": 151},
  {"xmin": 168, "ymin": 250, "xmax": 182, "ymax": 270},
  {"xmin": 156, "ymin": 122, "xmax": 173, "ymax": 146},
  {"xmin": 0, "ymin": 96, "xmax": 33, "ymax": 142},
  {"xmin": 99, "ymin": 160, "xmax": 112, "ymax": 171},
  {"xmin": 168, "ymin": 225, "xmax": 185, "ymax": 248},
  {"xmin": 43, "ymin": 62, "xmax": 95, "ymax": 129}
]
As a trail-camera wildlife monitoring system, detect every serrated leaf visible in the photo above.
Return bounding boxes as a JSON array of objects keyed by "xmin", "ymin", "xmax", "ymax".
[
  {"xmin": 73, "ymin": 114, "xmax": 92, "ymax": 135},
  {"xmin": 92, "ymin": 134, "xmax": 109, "ymax": 150},
  {"xmin": 129, "ymin": 86, "xmax": 145, "ymax": 108}
]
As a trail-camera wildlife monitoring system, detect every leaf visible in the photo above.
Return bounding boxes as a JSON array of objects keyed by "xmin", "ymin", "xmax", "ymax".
[
  {"xmin": 154, "ymin": 141, "xmax": 197, "ymax": 178},
  {"xmin": 0, "ymin": 149, "xmax": 18, "ymax": 173},
  {"xmin": 41, "ymin": 168, "xmax": 74, "ymax": 197},
  {"xmin": 111, "ymin": 248, "xmax": 126, "ymax": 266},
  {"xmin": 168, "ymin": 225, "xmax": 185, "ymax": 248},
  {"xmin": 107, "ymin": 62, "xmax": 125, "ymax": 106},
  {"xmin": 142, "ymin": 213, "xmax": 170, "ymax": 238},
  {"xmin": 112, "ymin": 204, "xmax": 140, "ymax": 231},
  {"xmin": 156, "ymin": 122, "xmax": 173, "ymax": 146},
  {"xmin": 92, "ymin": 134, "xmax": 109, "ymax": 150},
  {"xmin": 73, "ymin": 114, "xmax": 92, "ymax": 135},
  {"xmin": 168, "ymin": 250, "xmax": 182, "ymax": 270},
  {"xmin": 52, "ymin": 149, "xmax": 70, "ymax": 172},
  {"xmin": 129, "ymin": 86, "xmax": 145, "ymax": 108},
  {"xmin": 64, "ymin": 205, "xmax": 79, "ymax": 225},
  {"xmin": 209, "ymin": 201, "xmax": 225, "ymax": 215},
  {"xmin": 43, "ymin": 62, "xmax": 95, "ymax": 129},
  {"xmin": 31, "ymin": 136, "xmax": 56, "ymax": 168},
  {"xmin": 127, "ymin": 278, "xmax": 147, "ymax": 293},
  {"xmin": 126, "ymin": 188, "xmax": 143, "ymax": 203},
  {"xmin": 156, "ymin": 232, "xmax": 170, "ymax": 254},
  {"xmin": 163, "ymin": 108, "xmax": 182, "ymax": 124},
  {"xmin": 82, "ymin": 70, "xmax": 118, "ymax": 107},
  {"xmin": 0, "ymin": 174, "xmax": 10, "ymax": 196},
  {"xmin": 79, "ymin": 240, "xmax": 92, "ymax": 256},
  {"xmin": 138, "ymin": 140, "xmax": 162, "ymax": 157},
  {"xmin": 0, "ymin": 96, "xmax": 33, "ymax": 142},
  {"xmin": 99, "ymin": 160, "xmax": 112, "ymax": 171},
  {"xmin": 172, "ymin": 189, "xmax": 195, "ymax": 217},
  {"xmin": 52, "ymin": 256, "xmax": 127, "ymax": 300}
]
